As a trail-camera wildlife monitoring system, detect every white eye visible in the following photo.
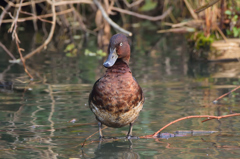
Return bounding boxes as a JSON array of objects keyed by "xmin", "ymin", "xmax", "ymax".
[{"xmin": 119, "ymin": 42, "xmax": 123, "ymax": 46}]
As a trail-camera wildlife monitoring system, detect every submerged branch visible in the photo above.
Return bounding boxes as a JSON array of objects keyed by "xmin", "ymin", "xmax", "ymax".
[
  {"xmin": 141, "ymin": 113, "xmax": 240, "ymax": 138},
  {"xmin": 213, "ymin": 86, "xmax": 240, "ymax": 104}
]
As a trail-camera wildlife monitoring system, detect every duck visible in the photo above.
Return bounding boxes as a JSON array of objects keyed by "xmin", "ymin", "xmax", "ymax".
[{"xmin": 89, "ymin": 33, "xmax": 144, "ymax": 139}]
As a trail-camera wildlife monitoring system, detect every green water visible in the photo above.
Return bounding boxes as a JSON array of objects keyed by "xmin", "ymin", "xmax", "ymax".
[{"xmin": 0, "ymin": 31, "xmax": 240, "ymax": 159}]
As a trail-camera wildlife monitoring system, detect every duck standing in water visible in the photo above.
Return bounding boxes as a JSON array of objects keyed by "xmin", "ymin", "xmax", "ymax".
[{"xmin": 89, "ymin": 34, "xmax": 144, "ymax": 139}]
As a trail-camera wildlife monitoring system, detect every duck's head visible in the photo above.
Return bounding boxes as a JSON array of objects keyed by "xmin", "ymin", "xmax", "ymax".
[{"xmin": 103, "ymin": 34, "xmax": 130, "ymax": 68}]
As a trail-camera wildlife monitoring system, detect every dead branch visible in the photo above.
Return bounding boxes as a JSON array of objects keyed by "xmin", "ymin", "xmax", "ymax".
[
  {"xmin": 93, "ymin": 0, "xmax": 132, "ymax": 36},
  {"xmin": 157, "ymin": 27, "xmax": 195, "ymax": 33},
  {"xmin": 23, "ymin": 0, "xmax": 57, "ymax": 60},
  {"xmin": 213, "ymin": 86, "xmax": 240, "ymax": 104},
  {"xmin": 140, "ymin": 113, "xmax": 240, "ymax": 138},
  {"xmin": 183, "ymin": 0, "xmax": 198, "ymax": 20},
  {"xmin": 1, "ymin": 8, "xmax": 74, "ymax": 23},
  {"xmin": 4, "ymin": 0, "xmax": 45, "ymax": 7},
  {"xmin": 20, "ymin": 11, "xmax": 52, "ymax": 23},
  {"xmin": 8, "ymin": 0, "xmax": 23, "ymax": 40},
  {"xmin": 122, "ymin": 0, "xmax": 143, "ymax": 8},
  {"xmin": 31, "ymin": 0, "xmax": 38, "ymax": 31},
  {"xmin": 170, "ymin": 20, "xmax": 203, "ymax": 28},
  {"xmin": 70, "ymin": 4, "xmax": 87, "ymax": 31},
  {"xmin": 7, "ymin": 0, "xmax": 33, "ymax": 79},
  {"xmin": 111, "ymin": 6, "xmax": 173, "ymax": 21},
  {"xmin": 0, "ymin": 0, "xmax": 15, "ymax": 27},
  {"xmin": 0, "ymin": 42, "xmax": 16, "ymax": 60},
  {"xmin": 194, "ymin": 0, "xmax": 221, "ymax": 13},
  {"xmin": 15, "ymin": 35, "xmax": 34, "ymax": 79},
  {"xmin": 46, "ymin": 0, "xmax": 93, "ymax": 6},
  {"xmin": 4, "ymin": 0, "xmax": 93, "ymax": 7},
  {"xmin": 216, "ymin": 26, "xmax": 228, "ymax": 42}
]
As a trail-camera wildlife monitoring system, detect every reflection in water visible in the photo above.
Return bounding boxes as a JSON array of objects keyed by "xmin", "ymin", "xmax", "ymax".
[
  {"xmin": 89, "ymin": 141, "xmax": 139, "ymax": 159},
  {"xmin": 0, "ymin": 31, "xmax": 240, "ymax": 158}
]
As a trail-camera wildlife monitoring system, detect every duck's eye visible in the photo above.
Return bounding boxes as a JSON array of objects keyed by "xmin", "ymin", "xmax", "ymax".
[{"xmin": 119, "ymin": 42, "xmax": 123, "ymax": 46}]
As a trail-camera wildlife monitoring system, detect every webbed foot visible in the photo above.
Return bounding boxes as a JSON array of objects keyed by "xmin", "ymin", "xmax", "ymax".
[{"xmin": 126, "ymin": 135, "xmax": 139, "ymax": 140}]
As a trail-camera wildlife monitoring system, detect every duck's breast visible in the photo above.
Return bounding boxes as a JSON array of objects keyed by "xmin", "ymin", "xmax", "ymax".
[{"xmin": 89, "ymin": 72, "xmax": 144, "ymax": 127}]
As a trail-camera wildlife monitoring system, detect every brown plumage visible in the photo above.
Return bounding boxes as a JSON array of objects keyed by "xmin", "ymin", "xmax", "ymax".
[{"xmin": 89, "ymin": 34, "xmax": 144, "ymax": 138}]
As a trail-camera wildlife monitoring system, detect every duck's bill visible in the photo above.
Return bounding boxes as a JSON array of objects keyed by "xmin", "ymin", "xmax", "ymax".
[{"xmin": 103, "ymin": 48, "xmax": 118, "ymax": 68}]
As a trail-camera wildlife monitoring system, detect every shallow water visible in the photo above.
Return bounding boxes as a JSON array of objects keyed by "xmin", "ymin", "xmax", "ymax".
[{"xmin": 0, "ymin": 31, "xmax": 240, "ymax": 159}]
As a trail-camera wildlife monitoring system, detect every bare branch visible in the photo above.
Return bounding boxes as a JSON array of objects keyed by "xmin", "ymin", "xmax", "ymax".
[
  {"xmin": 9, "ymin": 0, "xmax": 23, "ymax": 40},
  {"xmin": 183, "ymin": 0, "xmax": 198, "ymax": 20},
  {"xmin": 4, "ymin": 0, "xmax": 93, "ymax": 7},
  {"xmin": 4, "ymin": 0, "xmax": 46, "ymax": 7},
  {"xmin": 6, "ymin": 0, "xmax": 33, "ymax": 79},
  {"xmin": 111, "ymin": 6, "xmax": 173, "ymax": 21},
  {"xmin": 122, "ymin": 0, "xmax": 143, "ymax": 8},
  {"xmin": 20, "ymin": 11, "xmax": 53, "ymax": 23},
  {"xmin": 23, "ymin": 0, "xmax": 57, "ymax": 60},
  {"xmin": 93, "ymin": 0, "xmax": 132, "ymax": 36},
  {"xmin": 1, "ymin": 8, "xmax": 74, "ymax": 23},
  {"xmin": 0, "ymin": 42, "xmax": 16, "ymax": 60},
  {"xmin": 15, "ymin": 34, "xmax": 34, "ymax": 79},
  {"xmin": 213, "ymin": 86, "xmax": 240, "ymax": 104},
  {"xmin": 195, "ymin": 0, "xmax": 221, "ymax": 13},
  {"xmin": 31, "ymin": 0, "xmax": 38, "ymax": 31},
  {"xmin": 0, "ymin": 0, "xmax": 15, "ymax": 27}
]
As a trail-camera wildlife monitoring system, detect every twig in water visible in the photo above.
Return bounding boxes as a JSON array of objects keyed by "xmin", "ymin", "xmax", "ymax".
[
  {"xmin": 111, "ymin": 6, "xmax": 172, "ymax": 21},
  {"xmin": 93, "ymin": 0, "xmax": 132, "ymax": 36},
  {"xmin": 140, "ymin": 113, "xmax": 240, "ymax": 138},
  {"xmin": 81, "ymin": 126, "xmax": 107, "ymax": 148},
  {"xmin": 0, "ymin": 42, "xmax": 16, "ymax": 60},
  {"xmin": 213, "ymin": 86, "xmax": 240, "ymax": 104}
]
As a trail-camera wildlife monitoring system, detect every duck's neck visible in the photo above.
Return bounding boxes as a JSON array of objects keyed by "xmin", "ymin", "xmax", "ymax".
[{"xmin": 106, "ymin": 59, "xmax": 131, "ymax": 74}]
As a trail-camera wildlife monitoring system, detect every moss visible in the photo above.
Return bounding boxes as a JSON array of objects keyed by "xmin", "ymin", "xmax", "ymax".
[{"xmin": 190, "ymin": 32, "xmax": 214, "ymax": 50}]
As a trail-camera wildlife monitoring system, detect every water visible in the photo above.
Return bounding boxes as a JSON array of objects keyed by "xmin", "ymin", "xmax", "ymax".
[{"xmin": 0, "ymin": 31, "xmax": 240, "ymax": 159}]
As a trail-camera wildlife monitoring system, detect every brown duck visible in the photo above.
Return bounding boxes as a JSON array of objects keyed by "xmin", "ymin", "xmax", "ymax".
[{"xmin": 89, "ymin": 33, "xmax": 144, "ymax": 139}]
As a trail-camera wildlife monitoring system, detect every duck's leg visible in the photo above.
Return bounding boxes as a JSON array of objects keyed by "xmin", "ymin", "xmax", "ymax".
[
  {"xmin": 98, "ymin": 122, "xmax": 104, "ymax": 139},
  {"xmin": 126, "ymin": 123, "xmax": 133, "ymax": 139},
  {"xmin": 126, "ymin": 123, "xmax": 139, "ymax": 139}
]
